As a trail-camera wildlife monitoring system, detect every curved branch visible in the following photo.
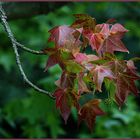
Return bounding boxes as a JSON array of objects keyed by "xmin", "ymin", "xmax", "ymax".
[
  {"xmin": 0, "ymin": 3, "xmax": 55, "ymax": 99},
  {"xmin": 14, "ymin": 40, "xmax": 46, "ymax": 55}
]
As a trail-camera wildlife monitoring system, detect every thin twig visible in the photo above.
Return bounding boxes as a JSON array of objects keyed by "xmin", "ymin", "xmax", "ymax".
[
  {"xmin": 0, "ymin": 3, "xmax": 55, "ymax": 99},
  {"xmin": 13, "ymin": 40, "xmax": 46, "ymax": 55}
]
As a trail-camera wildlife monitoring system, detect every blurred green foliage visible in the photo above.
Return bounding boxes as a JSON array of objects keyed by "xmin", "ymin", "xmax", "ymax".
[{"xmin": 0, "ymin": 2, "xmax": 140, "ymax": 138}]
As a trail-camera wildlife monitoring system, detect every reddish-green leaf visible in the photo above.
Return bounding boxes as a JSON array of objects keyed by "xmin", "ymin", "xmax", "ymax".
[
  {"xmin": 55, "ymin": 71, "xmax": 76, "ymax": 89},
  {"xmin": 60, "ymin": 49, "xmax": 74, "ymax": 61},
  {"xmin": 92, "ymin": 65, "xmax": 115, "ymax": 92},
  {"xmin": 77, "ymin": 73, "xmax": 90, "ymax": 95},
  {"xmin": 71, "ymin": 14, "xmax": 96, "ymax": 31},
  {"xmin": 108, "ymin": 59, "xmax": 139, "ymax": 106}
]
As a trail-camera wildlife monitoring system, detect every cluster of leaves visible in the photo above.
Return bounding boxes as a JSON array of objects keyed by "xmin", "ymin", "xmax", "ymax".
[{"xmin": 43, "ymin": 14, "xmax": 140, "ymax": 131}]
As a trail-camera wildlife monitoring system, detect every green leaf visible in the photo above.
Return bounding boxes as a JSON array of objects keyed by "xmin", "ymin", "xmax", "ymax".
[
  {"xmin": 66, "ymin": 60, "xmax": 83, "ymax": 73},
  {"xmin": 104, "ymin": 79, "xmax": 116, "ymax": 100},
  {"xmin": 103, "ymin": 52, "xmax": 116, "ymax": 60},
  {"xmin": 91, "ymin": 59, "xmax": 109, "ymax": 65},
  {"xmin": 60, "ymin": 49, "xmax": 73, "ymax": 60}
]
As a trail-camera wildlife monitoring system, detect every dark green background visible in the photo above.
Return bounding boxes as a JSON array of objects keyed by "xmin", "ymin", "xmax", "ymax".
[{"xmin": 0, "ymin": 2, "xmax": 140, "ymax": 138}]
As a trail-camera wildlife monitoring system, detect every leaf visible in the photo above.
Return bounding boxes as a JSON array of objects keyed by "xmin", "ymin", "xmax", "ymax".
[
  {"xmin": 92, "ymin": 65, "xmax": 115, "ymax": 92},
  {"xmin": 74, "ymin": 53, "xmax": 88, "ymax": 64},
  {"xmin": 108, "ymin": 59, "xmax": 140, "ymax": 106},
  {"xmin": 98, "ymin": 23, "xmax": 129, "ymax": 54},
  {"xmin": 83, "ymin": 54, "xmax": 99, "ymax": 71},
  {"xmin": 71, "ymin": 14, "xmax": 96, "ymax": 31},
  {"xmin": 104, "ymin": 52, "xmax": 116, "ymax": 58},
  {"xmin": 66, "ymin": 60, "xmax": 84, "ymax": 73},
  {"xmin": 44, "ymin": 48, "xmax": 74, "ymax": 71},
  {"xmin": 84, "ymin": 23, "xmax": 129, "ymax": 54},
  {"xmin": 115, "ymin": 69, "xmax": 139, "ymax": 107},
  {"xmin": 127, "ymin": 60, "xmax": 137, "ymax": 71},
  {"xmin": 86, "ymin": 54, "xmax": 99, "ymax": 62},
  {"xmin": 54, "ymin": 88, "xmax": 79, "ymax": 123},
  {"xmin": 91, "ymin": 59, "xmax": 109, "ymax": 65},
  {"xmin": 83, "ymin": 30, "xmax": 104, "ymax": 51},
  {"xmin": 55, "ymin": 71, "xmax": 76, "ymax": 89},
  {"xmin": 60, "ymin": 49, "xmax": 74, "ymax": 61},
  {"xmin": 45, "ymin": 54, "xmax": 58, "ymax": 72},
  {"xmin": 54, "ymin": 89, "xmax": 71, "ymax": 123},
  {"xmin": 48, "ymin": 25, "xmax": 81, "ymax": 49},
  {"xmin": 74, "ymin": 53, "xmax": 99, "ymax": 70},
  {"xmin": 78, "ymin": 99, "xmax": 105, "ymax": 131},
  {"xmin": 115, "ymin": 76, "xmax": 129, "ymax": 107},
  {"xmin": 111, "ymin": 23, "xmax": 129, "ymax": 37},
  {"xmin": 104, "ymin": 79, "xmax": 116, "ymax": 99},
  {"xmin": 77, "ymin": 73, "xmax": 90, "ymax": 95},
  {"xmin": 100, "ymin": 34, "xmax": 129, "ymax": 54},
  {"xmin": 43, "ymin": 47, "xmax": 60, "ymax": 71},
  {"xmin": 108, "ymin": 59, "xmax": 126, "ymax": 74}
]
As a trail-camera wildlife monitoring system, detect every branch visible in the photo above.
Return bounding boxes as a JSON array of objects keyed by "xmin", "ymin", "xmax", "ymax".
[
  {"xmin": 2, "ymin": 2, "xmax": 68, "ymax": 21},
  {"xmin": 0, "ymin": 3, "xmax": 55, "ymax": 99},
  {"xmin": 14, "ymin": 40, "xmax": 46, "ymax": 55}
]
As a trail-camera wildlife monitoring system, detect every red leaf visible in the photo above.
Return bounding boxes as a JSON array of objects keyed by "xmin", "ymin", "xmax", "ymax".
[
  {"xmin": 83, "ymin": 30, "xmax": 104, "ymax": 51},
  {"xmin": 92, "ymin": 65, "xmax": 115, "ymax": 92},
  {"xmin": 54, "ymin": 88, "xmax": 79, "ymax": 124},
  {"xmin": 111, "ymin": 23, "xmax": 128, "ymax": 38},
  {"xmin": 54, "ymin": 88, "xmax": 71, "ymax": 123},
  {"xmin": 99, "ymin": 34, "xmax": 129, "ymax": 54},
  {"xmin": 45, "ymin": 54, "xmax": 58, "ymax": 72},
  {"xmin": 98, "ymin": 23, "xmax": 129, "ymax": 54},
  {"xmin": 48, "ymin": 25, "xmax": 81, "ymax": 49},
  {"xmin": 115, "ymin": 71, "xmax": 139, "ymax": 107},
  {"xmin": 115, "ymin": 75, "xmax": 129, "ymax": 106},
  {"xmin": 84, "ymin": 23, "xmax": 129, "ymax": 54},
  {"xmin": 78, "ymin": 99, "xmax": 105, "ymax": 131},
  {"xmin": 127, "ymin": 60, "xmax": 137, "ymax": 71},
  {"xmin": 74, "ymin": 53, "xmax": 88, "ymax": 64},
  {"xmin": 74, "ymin": 53, "xmax": 99, "ymax": 67}
]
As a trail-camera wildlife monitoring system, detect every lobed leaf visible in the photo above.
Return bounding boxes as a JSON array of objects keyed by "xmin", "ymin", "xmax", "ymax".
[
  {"xmin": 92, "ymin": 65, "xmax": 115, "ymax": 92},
  {"xmin": 78, "ymin": 99, "xmax": 105, "ymax": 131}
]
